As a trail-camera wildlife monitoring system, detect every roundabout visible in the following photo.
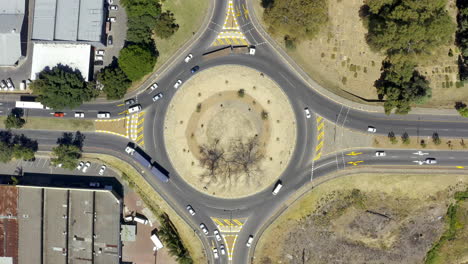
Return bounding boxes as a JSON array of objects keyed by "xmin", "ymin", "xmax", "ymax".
[{"xmin": 163, "ymin": 65, "xmax": 297, "ymax": 198}]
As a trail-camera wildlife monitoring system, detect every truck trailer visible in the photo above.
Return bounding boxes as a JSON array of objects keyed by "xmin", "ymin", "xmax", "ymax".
[
  {"xmin": 150, "ymin": 234, "xmax": 164, "ymax": 251},
  {"xmin": 15, "ymin": 101, "xmax": 49, "ymax": 109}
]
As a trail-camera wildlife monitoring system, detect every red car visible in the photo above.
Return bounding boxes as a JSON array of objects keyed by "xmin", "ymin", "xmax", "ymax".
[{"xmin": 54, "ymin": 112, "xmax": 64, "ymax": 117}]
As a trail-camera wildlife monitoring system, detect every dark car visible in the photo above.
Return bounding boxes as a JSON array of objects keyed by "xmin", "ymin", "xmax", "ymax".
[
  {"xmin": 191, "ymin": 65, "xmax": 200, "ymax": 74},
  {"xmin": 94, "ymin": 60, "xmax": 104, "ymax": 66},
  {"xmin": 125, "ymin": 98, "xmax": 136, "ymax": 105},
  {"xmin": 108, "ymin": 35, "xmax": 113, "ymax": 46}
]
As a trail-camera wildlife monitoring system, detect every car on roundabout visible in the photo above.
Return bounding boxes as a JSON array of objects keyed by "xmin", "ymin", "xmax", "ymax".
[
  {"xmin": 184, "ymin": 53, "xmax": 193, "ymax": 63},
  {"xmin": 174, "ymin": 80, "xmax": 182, "ymax": 89},
  {"xmin": 128, "ymin": 104, "xmax": 142, "ymax": 114},
  {"xmin": 220, "ymin": 244, "xmax": 226, "ymax": 255},
  {"xmin": 199, "ymin": 223, "xmax": 209, "ymax": 235},
  {"xmin": 125, "ymin": 98, "xmax": 136, "ymax": 105},
  {"xmin": 186, "ymin": 205, "xmax": 195, "ymax": 216},
  {"xmin": 214, "ymin": 229, "xmax": 222, "ymax": 241},
  {"xmin": 304, "ymin": 107, "xmax": 311, "ymax": 119},
  {"xmin": 149, "ymin": 83, "xmax": 158, "ymax": 92},
  {"xmin": 191, "ymin": 65, "xmax": 200, "ymax": 73},
  {"xmin": 246, "ymin": 235, "xmax": 254, "ymax": 247},
  {"xmin": 152, "ymin": 93, "xmax": 163, "ymax": 102},
  {"xmin": 213, "ymin": 248, "xmax": 219, "ymax": 259}
]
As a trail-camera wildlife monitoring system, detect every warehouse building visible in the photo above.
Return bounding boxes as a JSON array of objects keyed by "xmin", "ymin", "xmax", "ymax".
[
  {"xmin": 32, "ymin": 0, "xmax": 105, "ymax": 45},
  {"xmin": 0, "ymin": 185, "xmax": 122, "ymax": 264},
  {"xmin": 0, "ymin": 0, "xmax": 25, "ymax": 66}
]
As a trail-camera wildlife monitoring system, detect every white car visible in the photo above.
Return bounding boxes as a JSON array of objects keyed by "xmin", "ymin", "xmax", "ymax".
[
  {"xmin": 425, "ymin": 158, "xmax": 437, "ymax": 164},
  {"xmin": 184, "ymin": 53, "xmax": 193, "ymax": 63},
  {"xmin": 214, "ymin": 229, "xmax": 222, "ymax": 242},
  {"xmin": 108, "ymin": 17, "xmax": 116, "ymax": 22},
  {"xmin": 76, "ymin": 161, "xmax": 84, "ymax": 170},
  {"xmin": 96, "ymin": 50, "xmax": 105, "ymax": 56},
  {"xmin": 0, "ymin": 80, "xmax": 6, "ymax": 89},
  {"xmin": 246, "ymin": 235, "xmax": 254, "ymax": 247},
  {"xmin": 174, "ymin": 80, "xmax": 182, "ymax": 89},
  {"xmin": 97, "ymin": 112, "xmax": 111, "ymax": 118},
  {"xmin": 82, "ymin": 161, "xmax": 91, "ymax": 173},
  {"xmin": 99, "ymin": 165, "xmax": 106, "ymax": 175},
  {"xmin": 74, "ymin": 112, "xmax": 84, "ymax": 118},
  {"xmin": 107, "ymin": 0, "xmax": 113, "ymax": 4},
  {"xmin": 95, "ymin": 55, "xmax": 104, "ymax": 61},
  {"xmin": 199, "ymin": 223, "xmax": 209, "ymax": 235},
  {"xmin": 186, "ymin": 205, "xmax": 196, "ymax": 216},
  {"xmin": 304, "ymin": 107, "xmax": 311, "ymax": 119},
  {"xmin": 149, "ymin": 83, "xmax": 159, "ymax": 91},
  {"xmin": 109, "ymin": 5, "xmax": 118, "ymax": 10},
  {"xmin": 128, "ymin": 104, "xmax": 142, "ymax": 114},
  {"xmin": 125, "ymin": 146, "xmax": 135, "ymax": 154},
  {"xmin": 220, "ymin": 244, "xmax": 226, "ymax": 255},
  {"xmin": 6, "ymin": 78, "xmax": 14, "ymax": 89},
  {"xmin": 367, "ymin": 126, "xmax": 377, "ymax": 133},
  {"xmin": 375, "ymin": 151, "xmax": 386, "ymax": 157},
  {"xmin": 152, "ymin": 93, "xmax": 163, "ymax": 102},
  {"xmin": 213, "ymin": 248, "xmax": 219, "ymax": 259}
]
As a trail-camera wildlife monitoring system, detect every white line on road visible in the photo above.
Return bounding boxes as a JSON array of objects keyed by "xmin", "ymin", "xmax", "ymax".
[{"xmin": 313, "ymin": 160, "xmax": 336, "ymax": 171}]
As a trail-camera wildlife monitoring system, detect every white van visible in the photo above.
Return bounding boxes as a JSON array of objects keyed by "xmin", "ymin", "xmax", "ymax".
[
  {"xmin": 272, "ymin": 181, "xmax": 282, "ymax": 195},
  {"xmin": 134, "ymin": 215, "xmax": 149, "ymax": 225}
]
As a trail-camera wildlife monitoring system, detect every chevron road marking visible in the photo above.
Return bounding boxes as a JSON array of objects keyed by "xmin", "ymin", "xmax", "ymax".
[
  {"xmin": 347, "ymin": 161, "xmax": 364, "ymax": 166},
  {"xmin": 346, "ymin": 151, "xmax": 363, "ymax": 156}
]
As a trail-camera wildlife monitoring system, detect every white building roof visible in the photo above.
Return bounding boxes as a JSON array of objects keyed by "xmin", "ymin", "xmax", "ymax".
[
  {"xmin": 30, "ymin": 43, "xmax": 91, "ymax": 81},
  {"xmin": 0, "ymin": 0, "xmax": 25, "ymax": 66},
  {"xmin": 32, "ymin": 0, "xmax": 104, "ymax": 42}
]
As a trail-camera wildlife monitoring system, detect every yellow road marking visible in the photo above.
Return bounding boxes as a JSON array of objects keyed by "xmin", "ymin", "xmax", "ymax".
[
  {"xmin": 316, "ymin": 116, "xmax": 323, "ymax": 122},
  {"xmin": 117, "ymin": 103, "xmax": 124, "ymax": 107},
  {"xmin": 213, "ymin": 218, "xmax": 225, "ymax": 226},
  {"xmin": 118, "ymin": 110, "xmax": 128, "ymax": 115},
  {"xmin": 456, "ymin": 166, "xmax": 464, "ymax": 169},
  {"xmin": 315, "ymin": 141, "xmax": 323, "ymax": 151},
  {"xmin": 313, "ymin": 153, "xmax": 322, "ymax": 161},
  {"xmin": 317, "ymin": 122, "xmax": 324, "ymax": 130},
  {"xmin": 136, "ymin": 134, "xmax": 144, "ymax": 141},
  {"xmin": 224, "ymin": 219, "xmax": 234, "ymax": 226},
  {"xmin": 240, "ymin": 39, "xmax": 248, "ymax": 45},
  {"xmin": 317, "ymin": 130, "xmax": 324, "ymax": 140},
  {"xmin": 233, "ymin": 219, "xmax": 243, "ymax": 226},
  {"xmin": 137, "ymin": 118, "xmax": 145, "ymax": 126},
  {"xmin": 346, "ymin": 151, "xmax": 363, "ymax": 156},
  {"xmin": 225, "ymin": 38, "xmax": 232, "ymax": 45},
  {"xmin": 137, "ymin": 126, "xmax": 144, "ymax": 133},
  {"xmin": 218, "ymin": 38, "xmax": 225, "ymax": 45},
  {"xmin": 139, "ymin": 112, "xmax": 145, "ymax": 117},
  {"xmin": 138, "ymin": 140, "xmax": 144, "ymax": 146},
  {"xmin": 348, "ymin": 161, "xmax": 364, "ymax": 166},
  {"xmin": 242, "ymin": 4, "xmax": 249, "ymax": 19}
]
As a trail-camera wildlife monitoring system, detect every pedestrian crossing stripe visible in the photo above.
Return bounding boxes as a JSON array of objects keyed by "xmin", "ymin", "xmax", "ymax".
[
  {"xmin": 314, "ymin": 114, "xmax": 325, "ymax": 161},
  {"xmin": 213, "ymin": 38, "xmax": 249, "ymax": 47},
  {"xmin": 213, "ymin": 218, "xmax": 224, "ymax": 226}
]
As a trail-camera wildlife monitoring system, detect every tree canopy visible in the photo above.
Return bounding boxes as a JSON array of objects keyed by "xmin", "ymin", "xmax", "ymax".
[
  {"xmin": 50, "ymin": 132, "xmax": 84, "ymax": 170},
  {"xmin": 4, "ymin": 108, "xmax": 25, "ymax": 129},
  {"xmin": 154, "ymin": 11, "xmax": 179, "ymax": 39},
  {"xmin": 364, "ymin": 0, "xmax": 456, "ymax": 56},
  {"xmin": 123, "ymin": 0, "xmax": 161, "ymax": 44},
  {"xmin": 30, "ymin": 65, "xmax": 98, "ymax": 110},
  {"xmin": 456, "ymin": 1, "xmax": 468, "ymax": 80},
  {"xmin": 263, "ymin": 0, "xmax": 328, "ymax": 40},
  {"xmin": 119, "ymin": 44, "xmax": 157, "ymax": 81},
  {"xmin": 0, "ymin": 132, "xmax": 37, "ymax": 163},
  {"xmin": 97, "ymin": 66, "xmax": 131, "ymax": 100}
]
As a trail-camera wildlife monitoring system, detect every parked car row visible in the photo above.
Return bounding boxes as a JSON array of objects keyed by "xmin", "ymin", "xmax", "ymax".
[
  {"xmin": 76, "ymin": 161, "xmax": 107, "ymax": 175},
  {"xmin": 0, "ymin": 78, "xmax": 29, "ymax": 91}
]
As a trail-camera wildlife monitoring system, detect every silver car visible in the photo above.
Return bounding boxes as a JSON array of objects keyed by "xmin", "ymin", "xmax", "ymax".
[
  {"xmin": 152, "ymin": 93, "xmax": 163, "ymax": 102},
  {"xmin": 174, "ymin": 80, "xmax": 182, "ymax": 89}
]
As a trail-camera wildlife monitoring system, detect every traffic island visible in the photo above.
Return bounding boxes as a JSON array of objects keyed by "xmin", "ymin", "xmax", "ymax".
[{"xmin": 164, "ymin": 65, "xmax": 297, "ymax": 198}]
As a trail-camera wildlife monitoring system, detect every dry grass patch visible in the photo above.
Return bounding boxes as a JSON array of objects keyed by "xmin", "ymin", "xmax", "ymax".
[
  {"xmin": 373, "ymin": 135, "xmax": 468, "ymax": 151},
  {"xmin": 254, "ymin": 173, "xmax": 468, "ymax": 264},
  {"xmin": 84, "ymin": 153, "xmax": 206, "ymax": 264},
  {"xmin": 95, "ymin": 118, "xmax": 128, "ymax": 136},
  {"xmin": 0, "ymin": 116, "xmax": 95, "ymax": 131}
]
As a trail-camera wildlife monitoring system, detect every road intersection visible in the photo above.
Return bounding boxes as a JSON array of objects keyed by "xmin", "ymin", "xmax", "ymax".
[{"xmin": 2, "ymin": 0, "xmax": 468, "ymax": 263}]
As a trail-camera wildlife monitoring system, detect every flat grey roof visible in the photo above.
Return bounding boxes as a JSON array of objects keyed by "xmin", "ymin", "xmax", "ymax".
[
  {"xmin": 32, "ymin": 0, "xmax": 104, "ymax": 42},
  {"xmin": 17, "ymin": 187, "xmax": 42, "ymax": 264},
  {"xmin": 0, "ymin": 0, "xmax": 24, "ymax": 66}
]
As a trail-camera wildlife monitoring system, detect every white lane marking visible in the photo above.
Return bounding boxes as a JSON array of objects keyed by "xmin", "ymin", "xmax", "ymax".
[{"xmin": 314, "ymin": 160, "xmax": 337, "ymax": 171}]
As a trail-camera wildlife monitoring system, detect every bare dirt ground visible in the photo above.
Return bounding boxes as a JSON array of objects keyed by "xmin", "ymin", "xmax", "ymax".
[
  {"xmin": 254, "ymin": 0, "xmax": 467, "ymax": 108},
  {"xmin": 164, "ymin": 65, "xmax": 296, "ymax": 198},
  {"xmin": 254, "ymin": 173, "xmax": 468, "ymax": 264},
  {"xmin": 95, "ymin": 118, "xmax": 127, "ymax": 136}
]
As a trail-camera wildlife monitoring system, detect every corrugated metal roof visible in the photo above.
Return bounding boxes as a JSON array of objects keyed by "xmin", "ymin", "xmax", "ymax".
[
  {"xmin": 0, "ymin": 0, "xmax": 24, "ymax": 66},
  {"xmin": 31, "ymin": 0, "xmax": 56, "ymax": 41},
  {"xmin": 32, "ymin": 0, "xmax": 104, "ymax": 42},
  {"xmin": 0, "ymin": 30, "xmax": 22, "ymax": 66}
]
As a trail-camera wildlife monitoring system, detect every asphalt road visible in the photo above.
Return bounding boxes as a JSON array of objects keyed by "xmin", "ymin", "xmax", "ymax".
[{"xmin": 2, "ymin": 0, "xmax": 468, "ymax": 263}]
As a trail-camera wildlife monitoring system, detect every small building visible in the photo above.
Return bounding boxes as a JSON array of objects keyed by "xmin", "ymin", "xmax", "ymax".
[
  {"xmin": 30, "ymin": 43, "xmax": 91, "ymax": 81},
  {"xmin": 121, "ymin": 225, "xmax": 136, "ymax": 242},
  {"xmin": 32, "ymin": 0, "xmax": 105, "ymax": 45},
  {"xmin": 0, "ymin": 0, "xmax": 25, "ymax": 66}
]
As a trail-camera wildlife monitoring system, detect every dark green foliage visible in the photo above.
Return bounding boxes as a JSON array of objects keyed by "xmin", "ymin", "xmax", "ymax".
[
  {"xmin": 51, "ymin": 132, "xmax": 84, "ymax": 170},
  {"xmin": 263, "ymin": 0, "xmax": 328, "ymax": 40},
  {"xmin": 119, "ymin": 45, "xmax": 157, "ymax": 81},
  {"xmin": 284, "ymin": 35, "xmax": 297, "ymax": 50},
  {"xmin": 121, "ymin": 0, "xmax": 161, "ymax": 44},
  {"xmin": 388, "ymin": 131, "xmax": 397, "ymax": 144},
  {"xmin": 432, "ymin": 132, "xmax": 441, "ymax": 145},
  {"xmin": 363, "ymin": 0, "xmax": 455, "ymax": 56},
  {"xmin": 376, "ymin": 59, "xmax": 431, "ymax": 114},
  {"xmin": 237, "ymin": 89, "xmax": 245, "ymax": 97},
  {"xmin": 30, "ymin": 65, "xmax": 97, "ymax": 110},
  {"xmin": 0, "ymin": 132, "xmax": 38, "ymax": 163},
  {"xmin": 455, "ymin": 102, "xmax": 468, "ymax": 117},
  {"xmin": 401, "ymin": 132, "xmax": 410, "ymax": 145},
  {"xmin": 4, "ymin": 108, "xmax": 25, "ymax": 129},
  {"xmin": 456, "ymin": 2, "xmax": 468, "ymax": 80},
  {"xmin": 157, "ymin": 213, "xmax": 193, "ymax": 263},
  {"xmin": 155, "ymin": 11, "xmax": 179, "ymax": 39},
  {"xmin": 97, "ymin": 66, "xmax": 131, "ymax": 100}
]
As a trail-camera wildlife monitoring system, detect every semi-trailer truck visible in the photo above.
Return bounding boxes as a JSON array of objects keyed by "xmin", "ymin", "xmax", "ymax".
[
  {"xmin": 15, "ymin": 101, "xmax": 50, "ymax": 109},
  {"xmin": 125, "ymin": 146, "xmax": 169, "ymax": 182}
]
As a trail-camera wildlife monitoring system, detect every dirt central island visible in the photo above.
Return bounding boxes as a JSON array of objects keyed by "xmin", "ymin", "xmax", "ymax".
[{"xmin": 163, "ymin": 65, "xmax": 297, "ymax": 198}]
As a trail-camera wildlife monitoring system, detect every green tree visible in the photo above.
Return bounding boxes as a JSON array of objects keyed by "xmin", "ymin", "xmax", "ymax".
[
  {"xmin": 263, "ymin": 0, "xmax": 328, "ymax": 40},
  {"xmin": 0, "ymin": 133, "xmax": 37, "ymax": 162},
  {"xmin": 13, "ymin": 145, "xmax": 35, "ymax": 161},
  {"xmin": 364, "ymin": 0, "xmax": 456, "ymax": 56},
  {"xmin": 51, "ymin": 144, "xmax": 82, "ymax": 170},
  {"xmin": 388, "ymin": 131, "xmax": 398, "ymax": 144},
  {"xmin": 155, "ymin": 11, "xmax": 179, "ymax": 39},
  {"xmin": 30, "ymin": 65, "xmax": 98, "ymax": 110},
  {"xmin": 97, "ymin": 66, "xmax": 131, "ymax": 100},
  {"xmin": 0, "ymin": 141, "xmax": 13, "ymax": 163},
  {"xmin": 119, "ymin": 45, "xmax": 157, "ymax": 81},
  {"xmin": 432, "ymin": 132, "xmax": 442, "ymax": 145},
  {"xmin": 4, "ymin": 109, "xmax": 25, "ymax": 129},
  {"xmin": 455, "ymin": 102, "xmax": 468, "ymax": 117}
]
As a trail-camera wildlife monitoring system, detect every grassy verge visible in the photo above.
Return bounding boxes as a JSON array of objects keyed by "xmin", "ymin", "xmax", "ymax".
[
  {"xmin": 425, "ymin": 188, "xmax": 468, "ymax": 264},
  {"xmin": 83, "ymin": 153, "xmax": 206, "ymax": 264},
  {"xmin": 0, "ymin": 116, "xmax": 95, "ymax": 131},
  {"xmin": 128, "ymin": 0, "xmax": 209, "ymax": 92},
  {"xmin": 373, "ymin": 135, "xmax": 468, "ymax": 151},
  {"xmin": 254, "ymin": 173, "xmax": 468, "ymax": 263}
]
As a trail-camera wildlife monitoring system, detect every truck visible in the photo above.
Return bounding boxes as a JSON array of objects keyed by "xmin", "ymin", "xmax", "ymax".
[
  {"xmin": 133, "ymin": 215, "xmax": 149, "ymax": 225},
  {"xmin": 105, "ymin": 21, "xmax": 111, "ymax": 34},
  {"xmin": 150, "ymin": 166, "xmax": 169, "ymax": 183},
  {"xmin": 150, "ymin": 234, "xmax": 164, "ymax": 251},
  {"xmin": 125, "ymin": 146, "xmax": 151, "ymax": 168},
  {"xmin": 15, "ymin": 101, "xmax": 50, "ymax": 109},
  {"xmin": 231, "ymin": 45, "xmax": 256, "ymax": 55}
]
